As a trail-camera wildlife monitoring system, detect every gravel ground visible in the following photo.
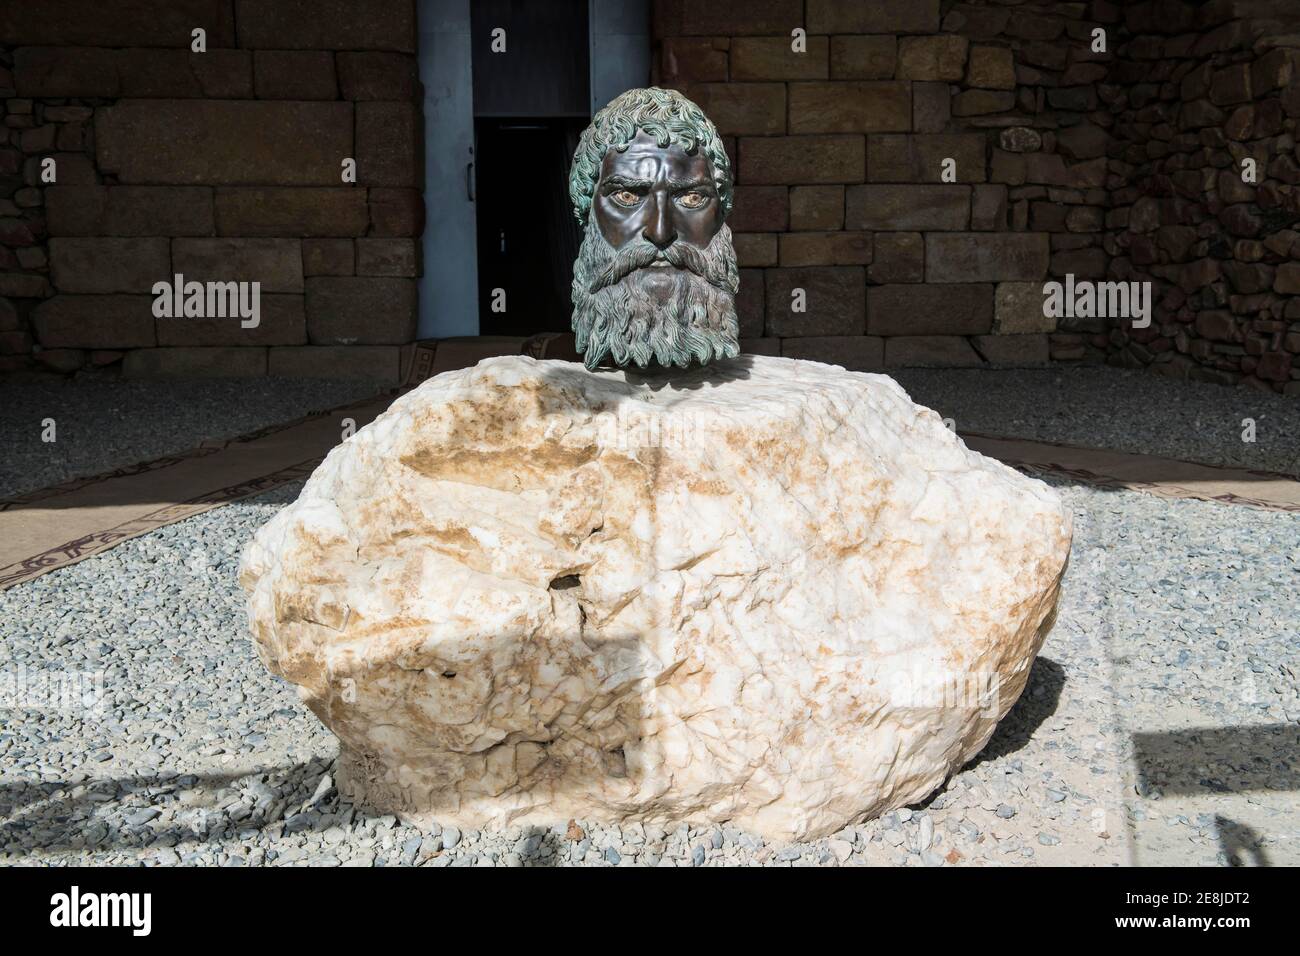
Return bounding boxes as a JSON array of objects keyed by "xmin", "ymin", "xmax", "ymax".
[
  {"xmin": 2, "ymin": 475, "xmax": 1294, "ymax": 867},
  {"xmin": 892, "ymin": 367, "xmax": 1300, "ymax": 475},
  {"xmin": 0, "ymin": 379, "xmax": 383, "ymax": 500}
]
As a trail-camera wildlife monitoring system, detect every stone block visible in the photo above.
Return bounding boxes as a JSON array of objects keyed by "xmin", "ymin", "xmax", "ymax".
[
  {"xmin": 729, "ymin": 186, "xmax": 789, "ymax": 233},
  {"xmin": 1056, "ymin": 123, "xmax": 1109, "ymax": 161},
  {"xmin": 806, "ymin": 0, "xmax": 940, "ymax": 33},
  {"xmin": 123, "ymin": 347, "xmax": 267, "ymax": 379},
  {"xmin": 846, "ymin": 184, "xmax": 970, "ymax": 231},
  {"xmin": 739, "ymin": 336, "xmax": 781, "ymax": 356},
  {"xmin": 734, "ymin": 234, "xmax": 778, "ymax": 268},
  {"xmin": 952, "ymin": 90, "xmax": 1015, "ymax": 116},
  {"xmin": 868, "ymin": 284, "xmax": 993, "ymax": 336},
  {"xmin": 764, "ymin": 267, "xmax": 866, "ymax": 336},
  {"xmin": 869, "ymin": 232, "xmax": 924, "ymax": 284},
  {"xmin": 780, "ymin": 335, "xmax": 884, "ymax": 370},
  {"xmin": 96, "ymin": 100, "xmax": 353, "ymax": 185},
  {"xmin": 156, "ymin": 294, "xmax": 307, "ymax": 346},
  {"xmin": 303, "ymin": 238, "xmax": 355, "ymax": 276},
  {"xmin": 867, "ymin": 134, "xmax": 986, "ymax": 183},
  {"xmin": 971, "ymin": 184, "xmax": 1008, "ymax": 231},
  {"xmin": 356, "ymin": 101, "xmax": 420, "ymax": 187},
  {"xmin": 659, "ymin": 0, "xmax": 803, "ymax": 37},
  {"xmin": 740, "ymin": 136, "xmax": 865, "ymax": 184},
  {"xmin": 368, "ymin": 188, "xmax": 425, "ymax": 237},
  {"xmin": 306, "ymin": 276, "xmax": 416, "ymax": 344},
  {"xmin": 974, "ymin": 334, "xmax": 1050, "ymax": 366},
  {"xmin": 896, "ymin": 36, "xmax": 968, "ymax": 82},
  {"xmin": 31, "ymin": 295, "xmax": 156, "ymax": 348},
  {"xmin": 1049, "ymin": 247, "xmax": 1107, "ymax": 279},
  {"xmin": 1, "ymin": 1, "xmax": 235, "ymax": 47},
  {"xmin": 829, "ymin": 35, "xmax": 897, "ymax": 79},
  {"xmin": 172, "ymin": 238, "xmax": 303, "ymax": 292},
  {"xmin": 884, "ymin": 335, "xmax": 983, "ymax": 367},
  {"xmin": 253, "ymin": 50, "xmax": 338, "ymax": 99},
  {"xmin": 14, "ymin": 47, "xmax": 119, "ymax": 97},
  {"xmin": 268, "ymin": 345, "xmax": 403, "ymax": 383},
  {"xmin": 731, "ymin": 37, "xmax": 828, "ymax": 80},
  {"xmin": 789, "ymin": 185, "xmax": 844, "ymax": 230},
  {"xmin": 925, "ymin": 233, "xmax": 1050, "ymax": 282},
  {"xmin": 116, "ymin": 49, "xmax": 253, "ymax": 98},
  {"xmin": 337, "ymin": 52, "xmax": 419, "ymax": 101},
  {"xmin": 49, "ymin": 237, "xmax": 170, "ymax": 294},
  {"xmin": 1274, "ymin": 262, "xmax": 1300, "ymax": 294},
  {"xmin": 46, "ymin": 186, "xmax": 215, "ymax": 237},
  {"xmin": 995, "ymin": 282, "xmax": 1054, "ymax": 333},
  {"xmin": 736, "ymin": 268, "xmax": 765, "ymax": 338},
  {"xmin": 912, "ymin": 82, "xmax": 951, "ymax": 133},
  {"xmin": 27, "ymin": 153, "xmax": 97, "ymax": 185},
  {"xmin": 356, "ymin": 238, "xmax": 419, "ymax": 277},
  {"xmin": 215, "ymin": 188, "xmax": 368, "ymax": 236},
  {"xmin": 658, "ymin": 38, "xmax": 729, "ymax": 83},
  {"xmin": 235, "ymin": 0, "xmax": 416, "ymax": 52},
  {"xmin": 692, "ymin": 83, "xmax": 786, "ymax": 135},
  {"xmin": 779, "ymin": 232, "xmax": 871, "ymax": 267},
  {"xmin": 0, "ymin": 274, "xmax": 50, "ymax": 298},
  {"xmin": 966, "ymin": 46, "xmax": 1015, "ymax": 90},
  {"xmin": 789, "ymin": 82, "xmax": 911, "ymax": 133}
]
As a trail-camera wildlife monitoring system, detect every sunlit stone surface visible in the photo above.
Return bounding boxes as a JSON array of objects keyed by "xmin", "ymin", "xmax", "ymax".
[{"xmin": 240, "ymin": 355, "xmax": 1071, "ymax": 841}]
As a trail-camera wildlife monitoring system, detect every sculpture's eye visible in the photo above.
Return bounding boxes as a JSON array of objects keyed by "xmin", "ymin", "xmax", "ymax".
[
  {"xmin": 611, "ymin": 189, "xmax": 642, "ymax": 206},
  {"xmin": 678, "ymin": 191, "xmax": 709, "ymax": 209}
]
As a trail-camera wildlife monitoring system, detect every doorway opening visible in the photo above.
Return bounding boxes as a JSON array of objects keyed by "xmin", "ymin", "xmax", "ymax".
[
  {"xmin": 474, "ymin": 118, "xmax": 586, "ymax": 336},
  {"xmin": 470, "ymin": 0, "xmax": 590, "ymax": 335}
]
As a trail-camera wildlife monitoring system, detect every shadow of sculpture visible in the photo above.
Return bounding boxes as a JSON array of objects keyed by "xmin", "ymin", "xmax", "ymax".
[{"xmin": 1214, "ymin": 815, "xmax": 1271, "ymax": 867}]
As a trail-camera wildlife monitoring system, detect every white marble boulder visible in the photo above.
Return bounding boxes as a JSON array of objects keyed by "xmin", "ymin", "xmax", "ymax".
[{"xmin": 240, "ymin": 355, "xmax": 1071, "ymax": 842}]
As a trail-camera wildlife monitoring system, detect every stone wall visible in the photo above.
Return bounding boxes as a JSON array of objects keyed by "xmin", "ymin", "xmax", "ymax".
[
  {"xmin": 1105, "ymin": 0, "xmax": 1300, "ymax": 395},
  {"xmin": 654, "ymin": 0, "xmax": 1116, "ymax": 370},
  {"xmin": 0, "ymin": 0, "xmax": 422, "ymax": 383}
]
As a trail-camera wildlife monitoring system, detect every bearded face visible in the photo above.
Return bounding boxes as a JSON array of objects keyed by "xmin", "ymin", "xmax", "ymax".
[{"xmin": 571, "ymin": 130, "xmax": 740, "ymax": 371}]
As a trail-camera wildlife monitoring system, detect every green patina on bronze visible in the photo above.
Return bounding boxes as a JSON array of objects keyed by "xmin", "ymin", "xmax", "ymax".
[{"xmin": 569, "ymin": 88, "xmax": 741, "ymax": 371}]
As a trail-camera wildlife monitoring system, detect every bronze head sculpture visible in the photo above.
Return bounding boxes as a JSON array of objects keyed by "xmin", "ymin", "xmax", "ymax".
[{"xmin": 569, "ymin": 87, "xmax": 741, "ymax": 371}]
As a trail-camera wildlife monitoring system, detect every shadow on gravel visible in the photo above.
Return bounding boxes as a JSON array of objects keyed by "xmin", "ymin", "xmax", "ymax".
[
  {"xmin": 1132, "ymin": 724, "xmax": 1299, "ymax": 796},
  {"xmin": 963, "ymin": 656, "xmax": 1066, "ymax": 771},
  {"xmin": 0, "ymin": 763, "xmax": 416, "ymax": 862},
  {"xmin": 0, "ymin": 762, "xmax": 573, "ymax": 866}
]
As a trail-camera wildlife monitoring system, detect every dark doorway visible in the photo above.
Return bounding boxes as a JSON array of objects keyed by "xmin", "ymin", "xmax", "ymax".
[
  {"xmin": 470, "ymin": 0, "xmax": 590, "ymax": 335},
  {"xmin": 474, "ymin": 118, "xmax": 586, "ymax": 335}
]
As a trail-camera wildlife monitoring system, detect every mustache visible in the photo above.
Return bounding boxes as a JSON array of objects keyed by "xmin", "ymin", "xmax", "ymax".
[{"xmin": 588, "ymin": 238, "xmax": 732, "ymax": 293}]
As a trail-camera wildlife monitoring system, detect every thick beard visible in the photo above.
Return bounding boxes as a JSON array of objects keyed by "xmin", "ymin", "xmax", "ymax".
[{"xmin": 571, "ymin": 216, "xmax": 741, "ymax": 372}]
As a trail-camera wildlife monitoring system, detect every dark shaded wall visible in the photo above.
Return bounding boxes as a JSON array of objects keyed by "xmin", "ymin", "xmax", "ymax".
[
  {"xmin": 1105, "ymin": 0, "xmax": 1300, "ymax": 395},
  {"xmin": 0, "ymin": 0, "xmax": 422, "ymax": 384}
]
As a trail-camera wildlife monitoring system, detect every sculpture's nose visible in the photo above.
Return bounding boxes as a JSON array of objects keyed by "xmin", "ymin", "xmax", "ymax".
[{"xmin": 642, "ymin": 195, "xmax": 677, "ymax": 250}]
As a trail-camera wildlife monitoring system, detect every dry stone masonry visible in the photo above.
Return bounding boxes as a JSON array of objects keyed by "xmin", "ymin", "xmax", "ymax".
[
  {"xmin": 0, "ymin": 0, "xmax": 422, "ymax": 384},
  {"xmin": 1105, "ymin": 0, "xmax": 1300, "ymax": 394},
  {"xmin": 1, "ymin": 0, "xmax": 1298, "ymax": 393},
  {"xmin": 656, "ymin": 0, "xmax": 1300, "ymax": 392}
]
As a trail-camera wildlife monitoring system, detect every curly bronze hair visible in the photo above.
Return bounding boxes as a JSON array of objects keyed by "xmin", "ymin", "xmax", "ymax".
[{"xmin": 568, "ymin": 87, "xmax": 734, "ymax": 227}]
